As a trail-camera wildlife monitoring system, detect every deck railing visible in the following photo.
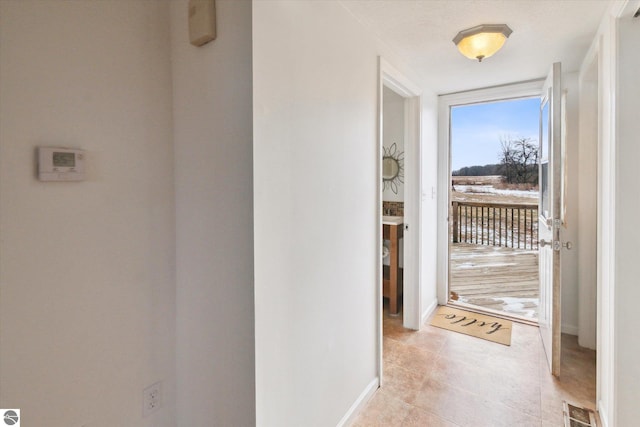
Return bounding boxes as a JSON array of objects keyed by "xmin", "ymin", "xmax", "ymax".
[{"xmin": 452, "ymin": 201, "xmax": 539, "ymax": 250}]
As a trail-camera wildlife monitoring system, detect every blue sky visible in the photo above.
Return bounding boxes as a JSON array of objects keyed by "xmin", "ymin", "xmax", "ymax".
[{"xmin": 451, "ymin": 97, "xmax": 540, "ymax": 171}]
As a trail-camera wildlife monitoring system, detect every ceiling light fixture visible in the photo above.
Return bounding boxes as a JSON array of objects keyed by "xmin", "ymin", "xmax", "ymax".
[{"xmin": 453, "ymin": 24, "xmax": 513, "ymax": 62}]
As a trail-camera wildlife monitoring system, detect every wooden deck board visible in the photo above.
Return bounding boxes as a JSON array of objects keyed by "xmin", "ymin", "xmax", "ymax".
[{"xmin": 450, "ymin": 243, "xmax": 539, "ymax": 319}]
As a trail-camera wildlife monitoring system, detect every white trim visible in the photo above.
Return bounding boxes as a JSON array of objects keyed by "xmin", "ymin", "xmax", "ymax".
[
  {"xmin": 609, "ymin": 0, "xmax": 632, "ymax": 18},
  {"xmin": 437, "ymin": 80, "xmax": 544, "ymax": 305},
  {"xmin": 436, "ymin": 98, "xmax": 450, "ymax": 306},
  {"xmin": 336, "ymin": 378, "xmax": 379, "ymax": 427},
  {"xmin": 590, "ymin": 6, "xmax": 624, "ymax": 424},
  {"xmin": 598, "ymin": 400, "xmax": 610, "ymax": 427},
  {"xmin": 376, "ymin": 58, "xmax": 384, "ymax": 386},
  {"xmin": 439, "ymin": 79, "xmax": 544, "ymax": 104},
  {"xmin": 580, "ymin": 30, "xmax": 601, "ymax": 83},
  {"xmin": 421, "ymin": 299, "xmax": 439, "ymax": 325},
  {"xmin": 400, "ymin": 94, "xmax": 422, "ymax": 331},
  {"xmin": 380, "ymin": 58, "xmax": 422, "ymax": 98}
]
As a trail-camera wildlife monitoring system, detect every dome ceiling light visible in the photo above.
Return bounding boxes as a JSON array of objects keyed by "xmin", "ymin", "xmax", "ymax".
[{"xmin": 453, "ymin": 24, "xmax": 513, "ymax": 62}]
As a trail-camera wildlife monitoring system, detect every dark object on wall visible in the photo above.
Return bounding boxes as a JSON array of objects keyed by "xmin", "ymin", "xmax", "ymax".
[
  {"xmin": 189, "ymin": 0, "xmax": 216, "ymax": 47},
  {"xmin": 382, "ymin": 142, "xmax": 404, "ymax": 194}
]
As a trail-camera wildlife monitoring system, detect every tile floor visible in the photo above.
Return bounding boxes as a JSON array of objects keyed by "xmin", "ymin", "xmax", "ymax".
[{"xmin": 351, "ymin": 304, "xmax": 597, "ymax": 427}]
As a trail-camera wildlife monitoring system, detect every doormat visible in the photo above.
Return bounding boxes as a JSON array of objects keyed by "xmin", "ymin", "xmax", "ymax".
[
  {"xmin": 430, "ymin": 306, "xmax": 512, "ymax": 346},
  {"xmin": 563, "ymin": 402, "xmax": 597, "ymax": 427}
]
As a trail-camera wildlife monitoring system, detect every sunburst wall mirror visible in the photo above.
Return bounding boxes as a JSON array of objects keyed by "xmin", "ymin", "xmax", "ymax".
[{"xmin": 382, "ymin": 142, "xmax": 404, "ymax": 194}]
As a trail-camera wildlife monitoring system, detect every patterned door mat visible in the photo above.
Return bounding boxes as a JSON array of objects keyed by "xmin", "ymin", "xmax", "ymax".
[{"xmin": 430, "ymin": 306, "xmax": 512, "ymax": 346}]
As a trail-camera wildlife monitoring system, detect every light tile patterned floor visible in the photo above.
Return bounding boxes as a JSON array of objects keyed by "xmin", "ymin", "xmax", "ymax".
[{"xmin": 351, "ymin": 304, "xmax": 597, "ymax": 427}]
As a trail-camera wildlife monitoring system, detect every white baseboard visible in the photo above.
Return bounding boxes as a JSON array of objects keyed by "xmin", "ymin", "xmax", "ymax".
[
  {"xmin": 336, "ymin": 377, "xmax": 379, "ymax": 427},
  {"xmin": 561, "ymin": 323, "xmax": 579, "ymax": 335},
  {"xmin": 597, "ymin": 399, "xmax": 609, "ymax": 427},
  {"xmin": 421, "ymin": 299, "xmax": 439, "ymax": 325}
]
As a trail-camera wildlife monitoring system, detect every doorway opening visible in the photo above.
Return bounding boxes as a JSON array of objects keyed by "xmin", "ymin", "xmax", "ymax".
[
  {"xmin": 377, "ymin": 57, "xmax": 422, "ymax": 386},
  {"xmin": 382, "ymin": 86, "xmax": 406, "ymax": 319},
  {"xmin": 448, "ymin": 97, "xmax": 541, "ymax": 322}
]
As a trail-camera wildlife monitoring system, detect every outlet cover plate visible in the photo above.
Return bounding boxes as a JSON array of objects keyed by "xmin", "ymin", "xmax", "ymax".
[{"xmin": 143, "ymin": 381, "xmax": 162, "ymax": 417}]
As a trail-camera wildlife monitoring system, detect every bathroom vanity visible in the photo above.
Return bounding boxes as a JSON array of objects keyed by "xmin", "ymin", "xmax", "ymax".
[{"xmin": 382, "ymin": 216, "xmax": 403, "ymax": 315}]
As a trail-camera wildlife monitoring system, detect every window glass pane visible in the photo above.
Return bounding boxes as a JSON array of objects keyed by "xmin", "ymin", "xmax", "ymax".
[
  {"xmin": 541, "ymin": 162, "xmax": 549, "ymax": 218},
  {"xmin": 540, "ymin": 97, "xmax": 550, "ymax": 219},
  {"xmin": 540, "ymin": 97, "xmax": 549, "ymax": 161}
]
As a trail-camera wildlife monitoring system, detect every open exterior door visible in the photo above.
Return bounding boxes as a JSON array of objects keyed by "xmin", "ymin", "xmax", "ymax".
[{"xmin": 538, "ymin": 62, "xmax": 564, "ymax": 376}]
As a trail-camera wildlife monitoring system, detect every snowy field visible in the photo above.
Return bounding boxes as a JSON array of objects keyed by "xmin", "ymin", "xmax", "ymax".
[
  {"xmin": 451, "ymin": 175, "xmax": 539, "ymax": 204},
  {"xmin": 454, "ymin": 184, "xmax": 538, "ymax": 200}
]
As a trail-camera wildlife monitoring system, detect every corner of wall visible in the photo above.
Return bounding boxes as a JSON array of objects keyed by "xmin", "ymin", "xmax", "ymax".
[{"xmin": 170, "ymin": 0, "xmax": 255, "ymax": 425}]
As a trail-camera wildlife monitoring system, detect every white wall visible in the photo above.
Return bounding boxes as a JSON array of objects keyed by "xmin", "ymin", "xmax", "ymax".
[
  {"xmin": 253, "ymin": 1, "xmax": 437, "ymax": 425},
  {"xmin": 561, "ymin": 72, "xmax": 580, "ymax": 336},
  {"xmin": 580, "ymin": 3, "xmax": 638, "ymax": 425},
  {"xmin": 0, "ymin": 2, "xmax": 176, "ymax": 426},
  {"xmin": 613, "ymin": 8, "xmax": 640, "ymax": 426},
  {"xmin": 577, "ymin": 54, "xmax": 598, "ymax": 350},
  {"xmin": 253, "ymin": 3, "xmax": 377, "ymax": 424},
  {"xmin": 420, "ymin": 96, "xmax": 440, "ymax": 321},
  {"xmin": 170, "ymin": 1, "xmax": 255, "ymax": 425},
  {"xmin": 382, "ymin": 87, "xmax": 405, "ymax": 202},
  {"xmin": 587, "ymin": 7, "xmax": 619, "ymax": 426}
]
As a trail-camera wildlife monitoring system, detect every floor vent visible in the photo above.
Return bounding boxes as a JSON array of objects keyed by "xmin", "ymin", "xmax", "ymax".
[{"xmin": 563, "ymin": 402, "xmax": 597, "ymax": 427}]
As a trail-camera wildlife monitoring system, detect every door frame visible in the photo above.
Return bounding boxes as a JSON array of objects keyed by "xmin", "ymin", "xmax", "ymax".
[
  {"xmin": 436, "ymin": 80, "xmax": 544, "ymax": 305},
  {"xmin": 580, "ymin": 1, "xmax": 631, "ymax": 422},
  {"xmin": 377, "ymin": 57, "xmax": 422, "ymax": 383}
]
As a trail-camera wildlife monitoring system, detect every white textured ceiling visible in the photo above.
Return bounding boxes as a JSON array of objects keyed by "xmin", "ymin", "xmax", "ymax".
[{"xmin": 340, "ymin": 0, "xmax": 611, "ymax": 94}]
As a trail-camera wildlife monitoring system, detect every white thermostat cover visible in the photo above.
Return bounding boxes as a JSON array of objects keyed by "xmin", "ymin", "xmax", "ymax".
[{"xmin": 38, "ymin": 147, "xmax": 85, "ymax": 181}]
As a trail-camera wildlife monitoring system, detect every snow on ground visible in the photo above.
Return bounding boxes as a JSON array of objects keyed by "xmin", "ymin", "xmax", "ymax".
[
  {"xmin": 497, "ymin": 297, "xmax": 538, "ymax": 319},
  {"xmin": 454, "ymin": 184, "xmax": 538, "ymax": 199},
  {"xmin": 457, "ymin": 295, "xmax": 539, "ymax": 319}
]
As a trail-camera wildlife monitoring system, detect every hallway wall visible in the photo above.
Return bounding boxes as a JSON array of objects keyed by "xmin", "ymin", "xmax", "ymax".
[
  {"xmin": 253, "ymin": 1, "xmax": 437, "ymax": 425},
  {"xmin": 0, "ymin": 2, "xmax": 176, "ymax": 426},
  {"xmin": 613, "ymin": 8, "xmax": 640, "ymax": 426},
  {"xmin": 561, "ymin": 72, "xmax": 580, "ymax": 336},
  {"xmin": 421, "ymin": 96, "xmax": 440, "ymax": 321},
  {"xmin": 584, "ymin": 3, "xmax": 639, "ymax": 425},
  {"xmin": 253, "ymin": 3, "xmax": 380, "ymax": 424},
  {"xmin": 170, "ymin": 1, "xmax": 256, "ymax": 425}
]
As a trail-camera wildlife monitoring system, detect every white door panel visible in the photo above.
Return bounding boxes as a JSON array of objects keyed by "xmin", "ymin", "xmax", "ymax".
[{"xmin": 539, "ymin": 62, "xmax": 562, "ymax": 376}]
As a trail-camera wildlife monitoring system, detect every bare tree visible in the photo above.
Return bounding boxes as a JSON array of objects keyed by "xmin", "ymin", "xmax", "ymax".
[{"xmin": 499, "ymin": 136, "xmax": 539, "ymax": 184}]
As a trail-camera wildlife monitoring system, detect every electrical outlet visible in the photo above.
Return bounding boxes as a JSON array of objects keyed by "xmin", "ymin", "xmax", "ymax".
[{"xmin": 143, "ymin": 381, "xmax": 162, "ymax": 417}]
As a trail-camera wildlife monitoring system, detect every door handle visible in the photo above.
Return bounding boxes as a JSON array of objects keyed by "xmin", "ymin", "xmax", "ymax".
[
  {"xmin": 539, "ymin": 239, "xmax": 551, "ymax": 247},
  {"xmin": 538, "ymin": 239, "xmax": 572, "ymax": 250}
]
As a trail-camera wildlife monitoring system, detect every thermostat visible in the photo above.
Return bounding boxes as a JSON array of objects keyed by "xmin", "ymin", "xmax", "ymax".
[{"xmin": 38, "ymin": 147, "xmax": 85, "ymax": 181}]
